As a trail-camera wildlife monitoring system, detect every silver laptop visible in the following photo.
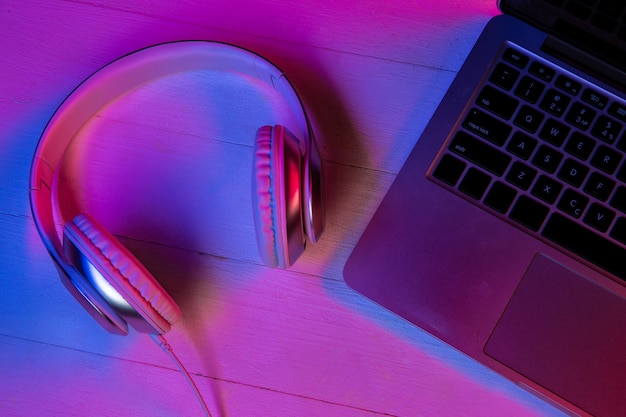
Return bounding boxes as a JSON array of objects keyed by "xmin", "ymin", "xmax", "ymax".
[{"xmin": 344, "ymin": 1, "xmax": 626, "ymax": 416}]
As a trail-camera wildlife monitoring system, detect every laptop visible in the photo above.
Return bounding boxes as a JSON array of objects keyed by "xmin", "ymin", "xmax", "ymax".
[{"xmin": 343, "ymin": 1, "xmax": 626, "ymax": 416}]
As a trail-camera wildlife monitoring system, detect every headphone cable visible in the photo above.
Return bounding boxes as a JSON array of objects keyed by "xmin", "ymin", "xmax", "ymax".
[{"xmin": 150, "ymin": 334, "xmax": 213, "ymax": 417}]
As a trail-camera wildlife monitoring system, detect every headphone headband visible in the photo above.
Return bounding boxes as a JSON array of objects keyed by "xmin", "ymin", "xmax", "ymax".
[{"xmin": 31, "ymin": 40, "xmax": 313, "ymax": 252}]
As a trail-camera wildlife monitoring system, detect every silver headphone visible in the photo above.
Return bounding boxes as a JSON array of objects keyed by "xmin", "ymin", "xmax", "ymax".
[{"xmin": 29, "ymin": 41, "xmax": 324, "ymax": 336}]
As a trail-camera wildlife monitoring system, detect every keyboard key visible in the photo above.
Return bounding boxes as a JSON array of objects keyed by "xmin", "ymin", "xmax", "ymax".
[
  {"xmin": 476, "ymin": 85, "xmax": 519, "ymax": 119},
  {"xmin": 558, "ymin": 158, "xmax": 590, "ymax": 187},
  {"xmin": 449, "ymin": 131, "xmax": 512, "ymax": 176},
  {"xmin": 510, "ymin": 195, "xmax": 549, "ymax": 231},
  {"xmin": 490, "ymin": 63, "xmax": 520, "ymax": 90},
  {"xmin": 507, "ymin": 131, "xmax": 537, "ymax": 159},
  {"xmin": 502, "ymin": 48, "xmax": 529, "ymax": 68},
  {"xmin": 484, "ymin": 181, "xmax": 517, "ymax": 213},
  {"xmin": 591, "ymin": 145, "xmax": 622, "ymax": 173},
  {"xmin": 540, "ymin": 89, "xmax": 570, "ymax": 117},
  {"xmin": 610, "ymin": 217, "xmax": 626, "ymax": 244},
  {"xmin": 566, "ymin": 102, "xmax": 596, "ymax": 130},
  {"xmin": 514, "ymin": 105, "xmax": 544, "ymax": 133},
  {"xmin": 558, "ymin": 189, "xmax": 589, "ymax": 218},
  {"xmin": 617, "ymin": 161, "xmax": 626, "ymax": 181},
  {"xmin": 584, "ymin": 203, "xmax": 616, "ymax": 232},
  {"xmin": 459, "ymin": 167, "xmax": 491, "ymax": 199},
  {"xmin": 543, "ymin": 213, "xmax": 626, "ymax": 281},
  {"xmin": 608, "ymin": 102, "xmax": 626, "ymax": 122},
  {"xmin": 610, "ymin": 186, "xmax": 626, "ymax": 213},
  {"xmin": 515, "ymin": 76, "xmax": 545, "ymax": 103},
  {"xmin": 506, "ymin": 161, "xmax": 537, "ymax": 190},
  {"xmin": 539, "ymin": 118, "xmax": 570, "ymax": 146},
  {"xmin": 591, "ymin": 115, "xmax": 622, "ymax": 143},
  {"xmin": 533, "ymin": 145, "xmax": 564, "ymax": 173},
  {"xmin": 618, "ymin": 133, "xmax": 626, "ymax": 153},
  {"xmin": 532, "ymin": 175, "xmax": 563, "ymax": 204},
  {"xmin": 565, "ymin": 132, "xmax": 596, "ymax": 160},
  {"xmin": 581, "ymin": 88, "xmax": 608, "ymax": 109},
  {"xmin": 529, "ymin": 61, "xmax": 555, "ymax": 82},
  {"xmin": 462, "ymin": 108, "xmax": 512, "ymax": 146},
  {"xmin": 433, "ymin": 154, "xmax": 466, "ymax": 186},
  {"xmin": 584, "ymin": 172, "xmax": 615, "ymax": 201},
  {"xmin": 555, "ymin": 75, "xmax": 582, "ymax": 95}
]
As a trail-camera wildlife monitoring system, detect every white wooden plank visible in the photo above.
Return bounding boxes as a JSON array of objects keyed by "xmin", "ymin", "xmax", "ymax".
[
  {"xmin": 63, "ymin": 0, "xmax": 499, "ymax": 69},
  {"xmin": 0, "ymin": 334, "xmax": 392, "ymax": 417},
  {"xmin": 1, "ymin": 214, "xmax": 563, "ymax": 416},
  {"xmin": 0, "ymin": 0, "xmax": 568, "ymax": 416}
]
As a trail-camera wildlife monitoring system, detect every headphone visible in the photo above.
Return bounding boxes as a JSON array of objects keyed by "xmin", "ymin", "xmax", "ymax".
[{"xmin": 29, "ymin": 41, "xmax": 324, "ymax": 337}]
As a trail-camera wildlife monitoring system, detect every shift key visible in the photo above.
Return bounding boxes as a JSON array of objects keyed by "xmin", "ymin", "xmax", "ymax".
[{"xmin": 449, "ymin": 131, "xmax": 511, "ymax": 176}]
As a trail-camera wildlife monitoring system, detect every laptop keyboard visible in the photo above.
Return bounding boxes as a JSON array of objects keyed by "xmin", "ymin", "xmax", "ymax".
[{"xmin": 429, "ymin": 42, "xmax": 626, "ymax": 281}]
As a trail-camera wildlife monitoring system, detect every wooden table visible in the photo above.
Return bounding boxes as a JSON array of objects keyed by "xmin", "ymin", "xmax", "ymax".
[{"xmin": 1, "ymin": 1, "xmax": 567, "ymax": 416}]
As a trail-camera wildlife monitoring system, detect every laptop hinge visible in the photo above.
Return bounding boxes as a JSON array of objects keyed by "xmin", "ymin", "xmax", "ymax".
[{"xmin": 541, "ymin": 35, "xmax": 626, "ymax": 93}]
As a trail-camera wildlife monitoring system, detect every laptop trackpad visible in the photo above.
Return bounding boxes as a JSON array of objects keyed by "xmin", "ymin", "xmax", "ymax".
[{"xmin": 484, "ymin": 254, "xmax": 626, "ymax": 417}]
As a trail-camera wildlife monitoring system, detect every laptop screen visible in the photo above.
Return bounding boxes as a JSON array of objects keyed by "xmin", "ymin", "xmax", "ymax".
[{"xmin": 499, "ymin": 0, "xmax": 626, "ymax": 76}]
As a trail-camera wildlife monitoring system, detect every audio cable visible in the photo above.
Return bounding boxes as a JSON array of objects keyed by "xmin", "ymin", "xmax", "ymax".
[{"xmin": 150, "ymin": 334, "xmax": 213, "ymax": 417}]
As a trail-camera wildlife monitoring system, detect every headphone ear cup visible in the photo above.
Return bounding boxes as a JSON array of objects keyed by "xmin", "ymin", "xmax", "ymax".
[
  {"xmin": 251, "ymin": 125, "xmax": 305, "ymax": 268},
  {"xmin": 63, "ymin": 214, "xmax": 182, "ymax": 334}
]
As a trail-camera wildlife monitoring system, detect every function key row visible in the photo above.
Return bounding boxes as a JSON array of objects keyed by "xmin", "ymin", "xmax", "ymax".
[{"xmin": 500, "ymin": 46, "xmax": 626, "ymax": 117}]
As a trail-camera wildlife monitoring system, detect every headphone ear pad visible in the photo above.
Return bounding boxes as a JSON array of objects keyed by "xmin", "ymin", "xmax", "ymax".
[
  {"xmin": 63, "ymin": 214, "xmax": 182, "ymax": 334},
  {"xmin": 252, "ymin": 126, "xmax": 284, "ymax": 268}
]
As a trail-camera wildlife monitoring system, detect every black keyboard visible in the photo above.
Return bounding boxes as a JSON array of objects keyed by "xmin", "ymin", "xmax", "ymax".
[{"xmin": 429, "ymin": 42, "xmax": 626, "ymax": 281}]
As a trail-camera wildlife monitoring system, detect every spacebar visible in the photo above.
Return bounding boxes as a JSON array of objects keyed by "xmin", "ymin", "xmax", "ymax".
[{"xmin": 542, "ymin": 213, "xmax": 626, "ymax": 282}]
